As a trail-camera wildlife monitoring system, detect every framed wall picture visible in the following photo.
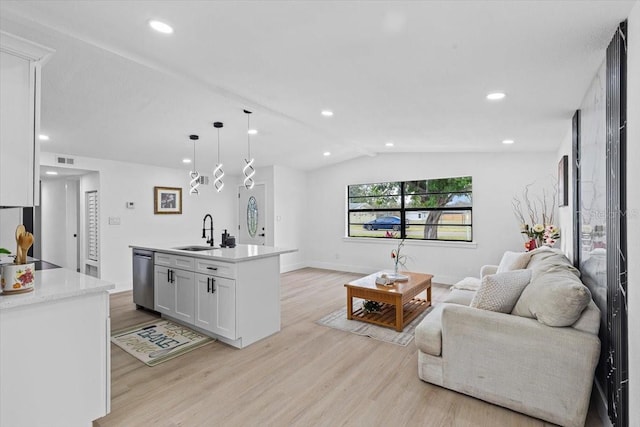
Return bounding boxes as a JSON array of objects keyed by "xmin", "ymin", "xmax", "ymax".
[
  {"xmin": 154, "ymin": 186, "xmax": 182, "ymax": 214},
  {"xmin": 558, "ymin": 155, "xmax": 569, "ymax": 207}
]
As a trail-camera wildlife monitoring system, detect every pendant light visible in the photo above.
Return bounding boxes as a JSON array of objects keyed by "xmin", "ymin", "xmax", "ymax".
[
  {"xmin": 188, "ymin": 134, "xmax": 200, "ymax": 195},
  {"xmin": 242, "ymin": 109, "xmax": 255, "ymax": 190},
  {"xmin": 213, "ymin": 122, "xmax": 224, "ymax": 192}
]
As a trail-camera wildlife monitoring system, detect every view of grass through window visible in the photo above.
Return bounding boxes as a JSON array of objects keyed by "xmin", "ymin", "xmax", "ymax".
[{"xmin": 348, "ymin": 176, "xmax": 472, "ymax": 241}]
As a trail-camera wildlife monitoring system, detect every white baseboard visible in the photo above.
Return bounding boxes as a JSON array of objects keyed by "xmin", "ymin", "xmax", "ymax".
[
  {"xmin": 307, "ymin": 261, "xmax": 459, "ymax": 285},
  {"xmin": 108, "ymin": 281, "xmax": 133, "ymax": 294},
  {"xmin": 280, "ymin": 262, "xmax": 307, "ymax": 273}
]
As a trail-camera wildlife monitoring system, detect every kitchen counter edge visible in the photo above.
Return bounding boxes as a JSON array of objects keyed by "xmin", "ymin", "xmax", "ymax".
[
  {"xmin": 1, "ymin": 268, "xmax": 114, "ymax": 311},
  {"xmin": 129, "ymin": 244, "xmax": 297, "ymax": 262}
]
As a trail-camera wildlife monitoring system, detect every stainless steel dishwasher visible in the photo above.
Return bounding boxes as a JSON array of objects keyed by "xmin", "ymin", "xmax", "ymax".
[{"xmin": 132, "ymin": 249, "xmax": 156, "ymax": 312}]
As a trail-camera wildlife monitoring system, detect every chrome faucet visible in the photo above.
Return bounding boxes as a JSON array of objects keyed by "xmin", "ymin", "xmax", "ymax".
[{"xmin": 202, "ymin": 214, "xmax": 214, "ymax": 246}]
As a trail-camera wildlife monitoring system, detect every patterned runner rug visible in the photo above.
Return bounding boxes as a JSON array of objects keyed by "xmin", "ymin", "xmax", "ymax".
[
  {"xmin": 316, "ymin": 303, "xmax": 434, "ymax": 346},
  {"xmin": 111, "ymin": 319, "xmax": 214, "ymax": 366}
]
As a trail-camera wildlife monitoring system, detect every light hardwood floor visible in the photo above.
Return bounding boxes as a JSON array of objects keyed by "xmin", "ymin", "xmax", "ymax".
[{"xmin": 96, "ymin": 268, "xmax": 602, "ymax": 427}]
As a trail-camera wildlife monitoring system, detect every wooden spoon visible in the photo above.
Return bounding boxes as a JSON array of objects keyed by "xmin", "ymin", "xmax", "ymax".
[
  {"xmin": 15, "ymin": 225, "xmax": 25, "ymax": 264},
  {"xmin": 19, "ymin": 232, "xmax": 34, "ymax": 265}
]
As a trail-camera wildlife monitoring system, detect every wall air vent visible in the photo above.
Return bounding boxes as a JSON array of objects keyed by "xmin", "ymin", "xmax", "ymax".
[
  {"xmin": 197, "ymin": 175, "xmax": 210, "ymax": 185},
  {"xmin": 55, "ymin": 156, "xmax": 75, "ymax": 165}
]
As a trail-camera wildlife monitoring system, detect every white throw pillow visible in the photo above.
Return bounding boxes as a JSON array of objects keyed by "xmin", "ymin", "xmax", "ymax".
[
  {"xmin": 471, "ymin": 269, "xmax": 532, "ymax": 313},
  {"xmin": 451, "ymin": 277, "xmax": 482, "ymax": 291},
  {"xmin": 496, "ymin": 251, "xmax": 532, "ymax": 273}
]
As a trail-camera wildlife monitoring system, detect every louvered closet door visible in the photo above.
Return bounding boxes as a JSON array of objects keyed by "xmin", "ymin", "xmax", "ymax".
[{"xmin": 86, "ymin": 190, "xmax": 99, "ymax": 262}]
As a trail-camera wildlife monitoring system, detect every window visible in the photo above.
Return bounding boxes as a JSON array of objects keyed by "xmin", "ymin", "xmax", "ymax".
[{"xmin": 348, "ymin": 176, "xmax": 472, "ymax": 241}]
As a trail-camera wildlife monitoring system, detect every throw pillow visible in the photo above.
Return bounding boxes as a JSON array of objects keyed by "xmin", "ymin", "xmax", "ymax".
[
  {"xmin": 511, "ymin": 268, "xmax": 592, "ymax": 327},
  {"xmin": 470, "ymin": 269, "xmax": 532, "ymax": 313},
  {"xmin": 496, "ymin": 251, "xmax": 532, "ymax": 273},
  {"xmin": 451, "ymin": 277, "xmax": 482, "ymax": 291}
]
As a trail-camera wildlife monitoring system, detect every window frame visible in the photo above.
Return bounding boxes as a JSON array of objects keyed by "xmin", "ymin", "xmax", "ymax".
[{"xmin": 347, "ymin": 178, "xmax": 473, "ymax": 242}]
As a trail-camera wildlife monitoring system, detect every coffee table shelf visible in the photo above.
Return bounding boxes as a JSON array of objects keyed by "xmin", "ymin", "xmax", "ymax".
[{"xmin": 352, "ymin": 298, "xmax": 431, "ymax": 330}]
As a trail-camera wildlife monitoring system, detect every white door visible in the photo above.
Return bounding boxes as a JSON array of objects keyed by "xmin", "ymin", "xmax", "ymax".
[
  {"xmin": 65, "ymin": 180, "xmax": 79, "ymax": 272},
  {"xmin": 238, "ymin": 183, "xmax": 266, "ymax": 245}
]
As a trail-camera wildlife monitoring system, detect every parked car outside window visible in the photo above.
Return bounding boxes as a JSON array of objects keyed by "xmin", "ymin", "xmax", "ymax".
[{"xmin": 363, "ymin": 216, "xmax": 408, "ymax": 231}]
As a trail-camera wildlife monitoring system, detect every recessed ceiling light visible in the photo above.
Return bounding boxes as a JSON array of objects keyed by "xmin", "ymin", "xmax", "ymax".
[
  {"xmin": 321, "ymin": 110, "xmax": 334, "ymax": 117},
  {"xmin": 385, "ymin": 141, "xmax": 394, "ymax": 147},
  {"xmin": 149, "ymin": 20, "xmax": 174, "ymax": 34},
  {"xmin": 182, "ymin": 158, "xmax": 191, "ymax": 164},
  {"xmin": 486, "ymin": 92, "xmax": 506, "ymax": 100},
  {"xmin": 45, "ymin": 171, "xmax": 58, "ymax": 175},
  {"xmin": 39, "ymin": 134, "xmax": 50, "ymax": 141},
  {"xmin": 502, "ymin": 139, "xmax": 515, "ymax": 145},
  {"xmin": 248, "ymin": 129, "xmax": 258, "ymax": 135},
  {"xmin": 323, "ymin": 151, "xmax": 331, "ymax": 156}
]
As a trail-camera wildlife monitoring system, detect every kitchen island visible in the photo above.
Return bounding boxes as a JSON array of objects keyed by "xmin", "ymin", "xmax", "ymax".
[
  {"xmin": 130, "ymin": 244, "xmax": 296, "ymax": 349},
  {"xmin": 0, "ymin": 268, "xmax": 114, "ymax": 427}
]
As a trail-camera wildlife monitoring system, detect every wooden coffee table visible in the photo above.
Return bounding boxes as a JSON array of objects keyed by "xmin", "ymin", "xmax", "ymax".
[{"xmin": 345, "ymin": 271, "xmax": 432, "ymax": 332}]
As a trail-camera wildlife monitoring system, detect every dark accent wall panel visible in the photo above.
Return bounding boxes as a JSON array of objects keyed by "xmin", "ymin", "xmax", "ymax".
[
  {"xmin": 572, "ymin": 110, "xmax": 581, "ymax": 268},
  {"xmin": 605, "ymin": 20, "xmax": 628, "ymax": 427}
]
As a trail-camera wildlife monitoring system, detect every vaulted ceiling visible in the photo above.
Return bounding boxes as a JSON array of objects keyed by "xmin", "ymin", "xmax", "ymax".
[{"xmin": 0, "ymin": 1, "xmax": 635, "ymax": 172}]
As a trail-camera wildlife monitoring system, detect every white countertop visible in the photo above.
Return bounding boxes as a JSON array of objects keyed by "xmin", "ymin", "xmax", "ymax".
[
  {"xmin": 0, "ymin": 268, "xmax": 114, "ymax": 310},
  {"xmin": 130, "ymin": 243, "xmax": 297, "ymax": 262}
]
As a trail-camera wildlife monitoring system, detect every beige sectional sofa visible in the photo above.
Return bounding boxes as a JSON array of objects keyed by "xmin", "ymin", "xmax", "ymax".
[{"xmin": 415, "ymin": 248, "xmax": 601, "ymax": 427}]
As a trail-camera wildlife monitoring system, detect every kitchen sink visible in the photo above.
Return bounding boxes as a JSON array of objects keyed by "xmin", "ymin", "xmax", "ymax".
[{"xmin": 172, "ymin": 245, "xmax": 217, "ymax": 251}]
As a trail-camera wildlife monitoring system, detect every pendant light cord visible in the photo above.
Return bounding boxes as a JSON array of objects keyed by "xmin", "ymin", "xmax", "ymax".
[
  {"xmin": 217, "ymin": 128, "xmax": 221, "ymax": 163},
  {"xmin": 247, "ymin": 113, "xmax": 252, "ymax": 159}
]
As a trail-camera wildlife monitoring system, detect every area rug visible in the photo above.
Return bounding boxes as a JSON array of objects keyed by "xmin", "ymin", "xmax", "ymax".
[
  {"xmin": 316, "ymin": 303, "xmax": 434, "ymax": 346},
  {"xmin": 111, "ymin": 320, "xmax": 214, "ymax": 366}
]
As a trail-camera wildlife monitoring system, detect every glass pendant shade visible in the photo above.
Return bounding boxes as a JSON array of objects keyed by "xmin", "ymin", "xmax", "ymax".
[
  {"xmin": 213, "ymin": 122, "xmax": 224, "ymax": 192},
  {"xmin": 243, "ymin": 110, "xmax": 255, "ymax": 190},
  {"xmin": 188, "ymin": 134, "xmax": 200, "ymax": 195}
]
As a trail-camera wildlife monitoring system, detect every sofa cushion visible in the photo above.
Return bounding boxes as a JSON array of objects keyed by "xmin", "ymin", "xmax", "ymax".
[
  {"xmin": 444, "ymin": 289, "xmax": 475, "ymax": 306},
  {"xmin": 451, "ymin": 276, "xmax": 481, "ymax": 291},
  {"xmin": 512, "ymin": 266, "xmax": 592, "ymax": 327},
  {"xmin": 414, "ymin": 303, "xmax": 447, "ymax": 356},
  {"xmin": 470, "ymin": 269, "xmax": 532, "ymax": 313},
  {"xmin": 496, "ymin": 251, "xmax": 532, "ymax": 273}
]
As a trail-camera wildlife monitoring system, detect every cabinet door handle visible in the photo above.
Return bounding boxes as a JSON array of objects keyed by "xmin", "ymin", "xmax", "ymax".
[
  {"xmin": 206, "ymin": 266, "xmax": 218, "ymax": 271},
  {"xmin": 207, "ymin": 277, "xmax": 211, "ymax": 293},
  {"xmin": 167, "ymin": 269, "xmax": 171, "ymax": 283},
  {"xmin": 211, "ymin": 278, "xmax": 216, "ymax": 293},
  {"xmin": 170, "ymin": 269, "xmax": 175, "ymax": 284}
]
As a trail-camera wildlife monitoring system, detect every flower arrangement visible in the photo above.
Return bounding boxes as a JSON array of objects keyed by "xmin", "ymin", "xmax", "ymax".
[
  {"xmin": 386, "ymin": 232, "xmax": 407, "ymax": 274},
  {"xmin": 520, "ymin": 224, "xmax": 560, "ymax": 250},
  {"xmin": 513, "ymin": 184, "xmax": 560, "ymax": 251}
]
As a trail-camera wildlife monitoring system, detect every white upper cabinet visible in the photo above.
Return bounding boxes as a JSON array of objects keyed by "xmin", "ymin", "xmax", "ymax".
[{"xmin": 0, "ymin": 31, "xmax": 53, "ymax": 207}]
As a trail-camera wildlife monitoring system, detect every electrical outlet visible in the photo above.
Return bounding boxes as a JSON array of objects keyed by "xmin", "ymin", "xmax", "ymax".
[{"xmin": 108, "ymin": 217, "xmax": 121, "ymax": 225}]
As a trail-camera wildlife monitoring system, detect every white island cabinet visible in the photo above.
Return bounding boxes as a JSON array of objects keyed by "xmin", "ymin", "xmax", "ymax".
[
  {"xmin": 132, "ymin": 244, "xmax": 296, "ymax": 348},
  {"xmin": 0, "ymin": 268, "xmax": 114, "ymax": 427}
]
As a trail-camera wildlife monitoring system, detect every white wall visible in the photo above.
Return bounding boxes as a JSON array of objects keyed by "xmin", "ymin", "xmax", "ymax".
[
  {"xmin": 556, "ymin": 124, "xmax": 573, "ymax": 260},
  {"xmin": 626, "ymin": 3, "xmax": 640, "ymax": 426},
  {"xmin": 306, "ymin": 151, "xmax": 557, "ymax": 284},
  {"xmin": 40, "ymin": 179, "xmax": 68, "ymax": 267},
  {"xmin": 41, "ymin": 153, "xmax": 238, "ymax": 292},
  {"xmin": 273, "ymin": 165, "xmax": 307, "ymax": 271}
]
